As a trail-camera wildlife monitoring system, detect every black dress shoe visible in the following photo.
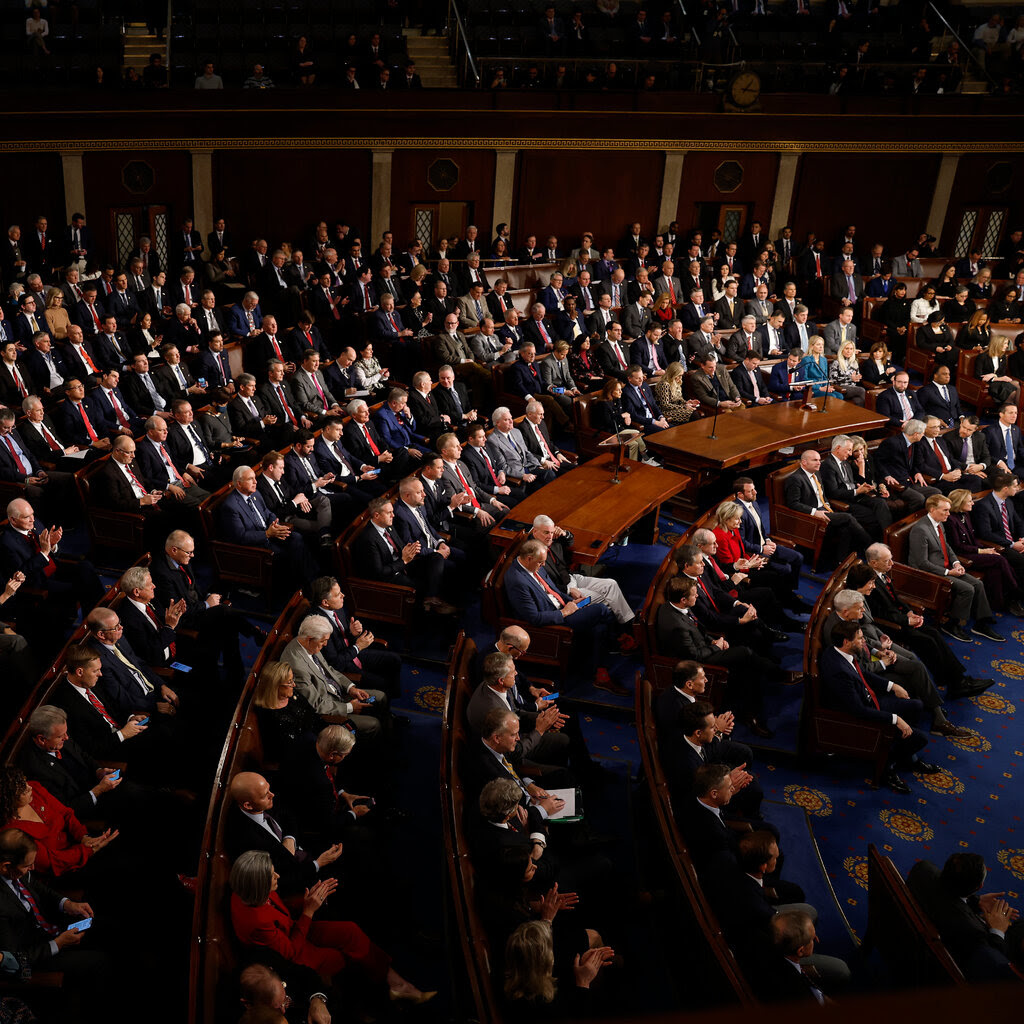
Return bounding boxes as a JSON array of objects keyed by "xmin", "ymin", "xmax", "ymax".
[
  {"xmin": 883, "ymin": 771, "xmax": 911, "ymax": 794},
  {"xmin": 763, "ymin": 626, "xmax": 790, "ymax": 644},
  {"xmin": 948, "ymin": 676, "xmax": 994, "ymax": 698},
  {"xmin": 910, "ymin": 760, "xmax": 941, "ymax": 774},
  {"xmin": 971, "ymin": 622, "xmax": 1006, "ymax": 642},
  {"xmin": 940, "ymin": 622, "xmax": 972, "ymax": 642},
  {"xmin": 745, "ymin": 718, "xmax": 775, "ymax": 739}
]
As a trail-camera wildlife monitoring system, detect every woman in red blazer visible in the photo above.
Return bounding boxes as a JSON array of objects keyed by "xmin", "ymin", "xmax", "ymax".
[{"xmin": 230, "ymin": 850, "xmax": 434, "ymax": 1002}]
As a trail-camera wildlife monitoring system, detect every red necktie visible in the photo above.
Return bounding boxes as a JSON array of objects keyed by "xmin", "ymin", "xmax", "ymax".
[
  {"xmin": 533, "ymin": 423, "xmax": 556, "ymax": 463},
  {"xmin": 932, "ymin": 442, "xmax": 948, "ymax": 473},
  {"xmin": 814, "ymin": 254, "xmax": 821, "ymax": 279},
  {"xmin": 388, "ymin": 313, "xmax": 399, "ymax": 332},
  {"xmin": 86, "ymin": 689, "xmax": 119, "ymax": 728},
  {"xmin": 479, "ymin": 449, "xmax": 499, "ymax": 485},
  {"xmin": 937, "ymin": 526, "xmax": 950, "ymax": 568},
  {"xmin": 158, "ymin": 443, "xmax": 185, "ymax": 483},
  {"xmin": 77, "ymin": 345, "xmax": 99, "ymax": 374},
  {"xmin": 332, "ymin": 611, "xmax": 362, "ymax": 668},
  {"xmin": 453, "ymin": 463, "xmax": 480, "ymax": 508},
  {"xmin": 362, "ymin": 285, "xmax": 369, "ymax": 308},
  {"xmin": 88, "ymin": 305, "xmax": 101, "ymax": 332},
  {"xmin": 323, "ymin": 763, "xmax": 340, "ymax": 804},
  {"xmin": 4, "ymin": 437, "xmax": 27, "ymax": 475},
  {"xmin": 276, "ymin": 385, "xmax": 298, "ymax": 426},
  {"xmin": 533, "ymin": 569, "xmax": 565, "ymax": 607},
  {"xmin": 28, "ymin": 531, "xmax": 58, "ymax": 576},
  {"xmin": 852, "ymin": 660, "xmax": 881, "ymax": 710},
  {"xmin": 538, "ymin": 321, "xmax": 551, "ymax": 347},
  {"xmin": 11, "ymin": 366, "xmax": 26, "ymax": 397},
  {"xmin": 362, "ymin": 425, "xmax": 380, "ymax": 456},
  {"xmin": 1001, "ymin": 502, "xmax": 1013, "ymax": 542},
  {"xmin": 498, "ymin": 295, "xmax": 506, "ymax": 313},
  {"xmin": 14, "ymin": 879, "xmax": 58, "ymax": 936},
  {"xmin": 107, "ymin": 390, "xmax": 131, "ymax": 430},
  {"xmin": 270, "ymin": 338, "xmax": 283, "ymax": 360},
  {"xmin": 146, "ymin": 604, "xmax": 175, "ymax": 655},
  {"xmin": 383, "ymin": 528, "xmax": 399, "ymax": 554},
  {"xmin": 309, "ymin": 372, "xmax": 328, "ymax": 410},
  {"xmin": 40, "ymin": 425, "xmax": 62, "ymax": 453},
  {"xmin": 668, "ymin": 281, "xmax": 676, "ymax": 303},
  {"xmin": 184, "ymin": 285, "xmax": 191, "ymax": 305},
  {"xmin": 697, "ymin": 577, "xmax": 718, "ymax": 611},
  {"xmin": 613, "ymin": 344, "xmax": 627, "ymax": 369},
  {"xmin": 327, "ymin": 288, "xmax": 340, "ymax": 319}
]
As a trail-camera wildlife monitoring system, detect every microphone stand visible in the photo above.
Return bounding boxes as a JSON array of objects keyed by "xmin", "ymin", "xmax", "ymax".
[
  {"xmin": 708, "ymin": 401, "xmax": 721, "ymax": 440},
  {"xmin": 610, "ymin": 400, "xmax": 628, "ymax": 484},
  {"xmin": 819, "ymin": 370, "xmax": 834, "ymax": 414}
]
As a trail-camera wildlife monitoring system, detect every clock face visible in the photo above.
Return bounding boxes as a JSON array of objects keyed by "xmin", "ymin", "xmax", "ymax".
[{"xmin": 730, "ymin": 71, "xmax": 761, "ymax": 107}]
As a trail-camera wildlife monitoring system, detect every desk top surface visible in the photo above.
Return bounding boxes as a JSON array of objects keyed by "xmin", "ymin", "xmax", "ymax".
[
  {"xmin": 490, "ymin": 452, "xmax": 689, "ymax": 562},
  {"xmin": 645, "ymin": 402, "xmax": 889, "ymax": 469}
]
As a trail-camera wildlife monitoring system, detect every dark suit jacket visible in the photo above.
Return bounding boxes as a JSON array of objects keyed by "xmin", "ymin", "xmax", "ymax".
[
  {"xmin": 876, "ymin": 433, "xmax": 927, "ymax": 483},
  {"xmin": 15, "ymin": 416, "xmax": 72, "ymax": 465},
  {"xmin": 818, "ymin": 645, "xmax": 894, "ymax": 726},
  {"xmin": 51, "ymin": 678, "xmax": 125, "ymax": 761},
  {"xmin": 875, "ymin": 388, "xmax": 924, "ymax": 428},
  {"xmin": 352, "ymin": 522, "xmax": 410, "ymax": 583},
  {"xmin": 0, "ymin": 869, "xmax": 70, "ymax": 966},
  {"xmin": 971, "ymin": 492, "xmax": 1022, "ymax": 547},
  {"xmin": 654, "ymin": 602, "xmax": 716, "ymax": 661},
  {"xmin": 916, "ymin": 382, "xmax": 962, "ymax": 425},
  {"xmin": 502, "ymin": 560, "xmax": 568, "ymax": 627},
  {"xmin": 218, "ymin": 488, "xmax": 278, "ymax": 547},
  {"xmin": 730, "ymin": 363, "xmax": 771, "ymax": 403},
  {"xmin": 0, "ymin": 430, "xmax": 39, "ymax": 483},
  {"xmin": 119, "ymin": 596, "xmax": 176, "ymax": 668},
  {"xmin": 25, "ymin": 346, "xmax": 68, "ymax": 394},
  {"xmin": 223, "ymin": 803, "xmax": 316, "ymax": 897},
  {"xmin": 120, "ymin": 371, "xmax": 167, "ymax": 417},
  {"xmin": 983, "ymin": 422, "xmax": 1024, "ymax": 469},
  {"xmin": 594, "ymin": 340, "xmax": 632, "ymax": 380},
  {"xmin": 783, "ymin": 467, "xmax": 828, "ymax": 514},
  {"xmin": 18, "ymin": 737, "xmax": 104, "ymax": 821},
  {"xmin": 94, "ymin": 637, "xmax": 162, "ymax": 719},
  {"xmin": 621, "ymin": 380, "xmax": 664, "ymax": 430},
  {"xmin": 227, "ymin": 393, "xmax": 271, "ymax": 439},
  {"xmin": 153, "ymin": 361, "xmax": 196, "ymax": 405},
  {"xmin": 94, "ymin": 458, "xmax": 147, "ymax": 512},
  {"xmin": 194, "ymin": 348, "xmax": 233, "ymax": 389}
]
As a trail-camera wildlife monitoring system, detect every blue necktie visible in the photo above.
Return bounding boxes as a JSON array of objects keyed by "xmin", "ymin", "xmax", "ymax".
[{"xmin": 1006, "ymin": 429, "xmax": 1016, "ymax": 470}]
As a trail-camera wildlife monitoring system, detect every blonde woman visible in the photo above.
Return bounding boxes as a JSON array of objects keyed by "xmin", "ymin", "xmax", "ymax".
[
  {"xmin": 797, "ymin": 336, "xmax": 835, "ymax": 397},
  {"xmin": 975, "ymin": 335, "xmax": 1019, "ymax": 406},
  {"xmin": 43, "ymin": 288, "xmax": 70, "ymax": 340},
  {"xmin": 829, "ymin": 339, "xmax": 866, "ymax": 405},
  {"xmin": 652, "ymin": 361, "xmax": 700, "ymax": 424}
]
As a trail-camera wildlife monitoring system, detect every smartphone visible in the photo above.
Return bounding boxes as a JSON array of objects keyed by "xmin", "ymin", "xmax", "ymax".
[
  {"xmin": 553, "ymin": 387, "xmax": 565, "ymax": 394},
  {"xmin": 134, "ymin": 716, "xmax": 150, "ymax": 726},
  {"xmin": 362, "ymin": 695, "xmax": 377, "ymax": 704},
  {"xmin": 108, "ymin": 769, "xmax": 121, "ymax": 781},
  {"xmin": 542, "ymin": 693, "xmax": 560, "ymax": 702},
  {"xmin": 170, "ymin": 662, "xmax": 193, "ymax": 673},
  {"xmin": 68, "ymin": 918, "xmax": 92, "ymax": 933},
  {"xmin": 197, "ymin": 378, "xmax": 207, "ymax": 388},
  {"xmin": 575, "ymin": 596, "xmax": 592, "ymax": 609},
  {"xmin": 369, "ymin": 469, "xmax": 381, "ymax": 475}
]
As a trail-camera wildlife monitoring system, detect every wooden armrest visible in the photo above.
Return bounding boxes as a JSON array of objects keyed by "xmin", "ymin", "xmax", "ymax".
[
  {"xmin": 152, "ymin": 667, "xmax": 175, "ymax": 679},
  {"xmin": 97, "ymin": 761, "xmax": 128, "ymax": 771}
]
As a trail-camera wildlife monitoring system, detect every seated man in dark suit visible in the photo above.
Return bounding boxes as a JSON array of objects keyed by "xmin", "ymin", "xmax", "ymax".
[
  {"xmin": 767, "ymin": 347, "xmax": 805, "ymax": 401},
  {"xmin": 970, "ymin": 471, "xmax": 1024, "ymax": 580},
  {"xmin": 133, "ymin": 416, "xmax": 211, "ymax": 510},
  {"xmin": 653, "ymin": 576, "xmax": 776, "ymax": 734},
  {"xmin": 93, "ymin": 313, "xmax": 133, "ymax": 370},
  {"xmin": 25, "ymin": 332, "xmax": 68, "ymax": 397},
  {"xmin": 153, "ymin": 343, "xmax": 206, "ymax": 408},
  {"xmin": 820, "ymin": 434, "xmax": 893, "ymax": 540},
  {"xmin": 116, "ymin": 564, "xmax": 185, "ymax": 670},
  {"xmin": 0, "ymin": 498, "xmax": 103, "ymax": 630},
  {"xmin": 91, "ymin": 369, "xmax": 146, "ymax": 438},
  {"xmin": 460, "ymin": 422, "xmax": 524, "ymax": 505},
  {"xmin": 732, "ymin": 476, "xmax": 804, "ymax": 586},
  {"xmin": 309, "ymin": 575, "xmax": 402, "ymax": 697},
  {"xmin": 782, "ymin": 449, "xmax": 872, "ymax": 568},
  {"xmin": 228, "ymin": 373, "xmax": 279, "ymax": 450},
  {"xmin": 284, "ymin": 430, "xmax": 356, "ymax": 526},
  {"xmin": 731, "ymin": 353, "xmax": 774, "ymax": 405},
  {"xmin": 151, "ymin": 529, "xmax": 265, "ymax": 682},
  {"xmin": 621, "ymin": 365, "xmax": 670, "ymax": 433},
  {"xmin": 502, "ymin": 538, "xmax": 617, "ymax": 691},
  {"xmin": 875, "ymin": 371, "xmax": 924, "ymax": 429},
  {"xmin": 687, "ymin": 355, "xmax": 744, "ymax": 412},
  {"xmin": 357, "ymin": 494, "xmax": 457, "ymax": 615},
  {"xmin": 0, "ymin": 407, "xmax": 76, "ymax": 518},
  {"xmin": 919, "ymin": 416, "xmax": 988, "ymax": 494},
  {"xmin": 875, "ymin": 419, "xmax": 941, "ymax": 511},
  {"xmin": 0, "ymin": 828, "xmax": 112, "ymax": 1001},
  {"xmin": 819, "ymin": 621, "xmax": 936, "ymax": 794},
  {"xmin": 507, "ymin": 343, "xmax": 571, "ymax": 431},
  {"xmin": 313, "ymin": 416, "xmax": 386, "ymax": 503},
  {"xmin": 193, "ymin": 332, "xmax": 234, "ymax": 392},
  {"xmin": 372, "ymin": 388, "xmax": 430, "ymax": 457},
  {"xmin": 54, "ymin": 378, "xmax": 114, "ymax": 452},
  {"xmin": 984, "ymin": 402, "xmax": 1024, "ymax": 479},
  {"xmin": 434, "ymin": 364, "xmax": 481, "ymax": 436},
  {"xmin": 217, "ymin": 465, "xmax": 318, "ymax": 589},
  {"xmin": 120, "ymin": 354, "xmax": 171, "ymax": 420},
  {"xmin": 907, "ymin": 853, "xmax": 1020, "ymax": 983},
  {"xmin": 224, "ymin": 771, "xmax": 343, "ymax": 900},
  {"xmin": 343, "ymin": 399, "xmax": 410, "ymax": 483},
  {"xmin": 93, "ymin": 437, "xmax": 166, "ymax": 532},
  {"xmin": 916, "ymin": 364, "xmax": 962, "ymax": 427},
  {"xmin": 257, "ymin": 450, "xmax": 333, "ymax": 544}
]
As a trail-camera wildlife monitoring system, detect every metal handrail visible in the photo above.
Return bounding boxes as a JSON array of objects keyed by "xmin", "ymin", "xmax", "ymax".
[
  {"xmin": 448, "ymin": 0, "xmax": 481, "ymax": 87},
  {"xmin": 927, "ymin": 1, "xmax": 996, "ymax": 91}
]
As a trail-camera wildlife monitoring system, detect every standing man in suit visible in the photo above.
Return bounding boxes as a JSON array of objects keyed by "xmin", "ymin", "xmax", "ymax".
[
  {"xmin": 830, "ymin": 258, "xmax": 864, "ymax": 311},
  {"xmin": 908, "ymin": 494, "xmax": 1003, "ymax": 643},
  {"xmin": 783, "ymin": 449, "xmax": 872, "ymax": 568}
]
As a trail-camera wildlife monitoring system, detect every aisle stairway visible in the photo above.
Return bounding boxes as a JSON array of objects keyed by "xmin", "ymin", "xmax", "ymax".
[{"xmin": 404, "ymin": 31, "xmax": 459, "ymax": 88}]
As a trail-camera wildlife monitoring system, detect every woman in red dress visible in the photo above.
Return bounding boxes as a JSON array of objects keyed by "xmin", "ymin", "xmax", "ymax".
[
  {"xmin": 230, "ymin": 850, "xmax": 434, "ymax": 1002},
  {"xmin": 0, "ymin": 768, "xmax": 117, "ymax": 876}
]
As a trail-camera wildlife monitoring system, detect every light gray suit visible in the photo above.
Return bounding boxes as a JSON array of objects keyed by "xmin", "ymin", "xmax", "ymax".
[
  {"xmin": 891, "ymin": 255, "xmax": 923, "ymax": 278},
  {"xmin": 465, "ymin": 682, "xmax": 568, "ymax": 768},
  {"xmin": 487, "ymin": 428, "xmax": 544, "ymax": 477},
  {"xmin": 539, "ymin": 355, "xmax": 576, "ymax": 392},
  {"xmin": 457, "ymin": 293, "xmax": 489, "ymax": 330},
  {"xmin": 620, "ymin": 302, "xmax": 652, "ymax": 341},
  {"xmin": 470, "ymin": 331, "xmax": 513, "ymax": 365},
  {"xmin": 907, "ymin": 515, "xmax": 992, "ymax": 624},
  {"xmin": 279, "ymin": 636, "xmax": 386, "ymax": 738},
  {"xmin": 291, "ymin": 367, "xmax": 340, "ymax": 415},
  {"xmin": 822, "ymin": 318, "xmax": 858, "ymax": 356}
]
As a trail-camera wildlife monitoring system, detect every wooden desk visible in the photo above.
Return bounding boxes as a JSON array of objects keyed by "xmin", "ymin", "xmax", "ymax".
[
  {"xmin": 644, "ymin": 401, "xmax": 889, "ymax": 516},
  {"xmin": 489, "ymin": 452, "xmax": 689, "ymax": 563}
]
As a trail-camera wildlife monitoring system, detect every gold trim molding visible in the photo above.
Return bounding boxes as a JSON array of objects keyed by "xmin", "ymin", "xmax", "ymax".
[{"xmin": 0, "ymin": 138, "xmax": 1018, "ymax": 154}]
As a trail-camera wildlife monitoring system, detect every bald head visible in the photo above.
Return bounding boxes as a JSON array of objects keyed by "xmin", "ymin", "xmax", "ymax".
[{"xmin": 229, "ymin": 771, "xmax": 268, "ymax": 807}]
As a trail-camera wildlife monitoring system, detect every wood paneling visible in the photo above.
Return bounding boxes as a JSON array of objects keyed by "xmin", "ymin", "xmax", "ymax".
[
  {"xmin": 791, "ymin": 154, "xmax": 940, "ymax": 252},
  {"xmin": 82, "ymin": 151, "xmax": 194, "ymax": 263},
  {"xmin": 514, "ymin": 150, "xmax": 663, "ymax": 250},
  {"xmin": 212, "ymin": 150, "xmax": 372, "ymax": 250},
  {"xmin": 675, "ymin": 152, "xmax": 780, "ymax": 233},
  {"xmin": 0, "ymin": 155, "xmax": 64, "ymax": 248},
  {"xmin": 389, "ymin": 149, "xmax": 496, "ymax": 247},
  {"xmin": 940, "ymin": 154, "xmax": 1024, "ymax": 256}
]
